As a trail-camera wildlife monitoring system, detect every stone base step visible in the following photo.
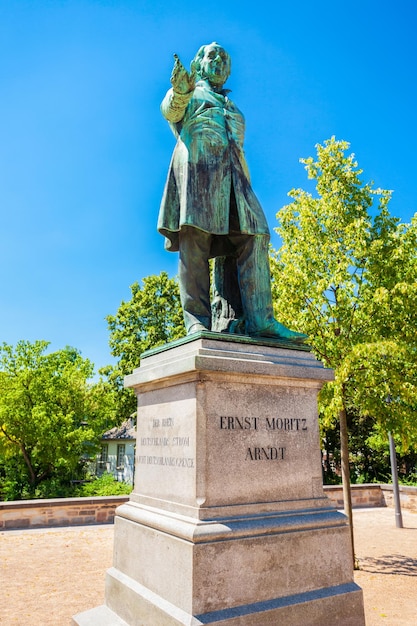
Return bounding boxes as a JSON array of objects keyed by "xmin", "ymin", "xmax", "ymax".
[{"xmin": 72, "ymin": 604, "xmax": 128, "ymax": 626}]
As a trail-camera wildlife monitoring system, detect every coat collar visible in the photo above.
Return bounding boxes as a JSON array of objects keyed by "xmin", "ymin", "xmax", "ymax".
[{"xmin": 197, "ymin": 78, "xmax": 231, "ymax": 96}]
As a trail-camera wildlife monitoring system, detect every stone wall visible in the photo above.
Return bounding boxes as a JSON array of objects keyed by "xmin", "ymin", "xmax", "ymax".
[
  {"xmin": 0, "ymin": 495, "xmax": 129, "ymax": 530},
  {"xmin": 380, "ymin": 484, "xmax": 417, "ymax": 513},
  {"xmin": 324, "ymin": 483, "xmax": 417, "ymax": 512},
  {"xmin": 1, "ymin": 486, "xmax": 416, "ymax": 531},
  {"xmin": 324, "ymin": 484, "xmax": 385, "ymax": 508}
]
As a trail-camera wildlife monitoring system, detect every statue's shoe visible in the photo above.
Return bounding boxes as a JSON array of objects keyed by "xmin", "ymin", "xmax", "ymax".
[{"xmin": 250, "ymin": 320, "xmax": 308, "ymax": 343}]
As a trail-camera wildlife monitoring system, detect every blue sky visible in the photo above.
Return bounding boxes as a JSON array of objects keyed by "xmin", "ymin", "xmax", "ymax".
[{"xmin": 1, "ymin": 0, "xmax": 416, "ymax": 374}]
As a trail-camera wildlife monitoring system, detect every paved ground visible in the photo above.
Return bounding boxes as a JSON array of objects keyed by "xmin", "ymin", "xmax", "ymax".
[
  {"xmin": 0, "ymin": 507, "xmax": 416, "ymax": 625},
  {"xmin": 352, "ymin": 508, "xmax": 417, "ymax": 625}
]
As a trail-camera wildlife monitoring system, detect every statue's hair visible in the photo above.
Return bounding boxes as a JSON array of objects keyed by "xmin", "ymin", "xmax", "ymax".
[{"xmin": 192, "ymin": 42, "xmax": 231, "ymax": 80}]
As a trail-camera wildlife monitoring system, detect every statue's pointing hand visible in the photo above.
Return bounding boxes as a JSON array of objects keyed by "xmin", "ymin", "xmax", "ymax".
[{"xmin": 171, "ymin": 54, "xmax": 197, "ymax": 95}]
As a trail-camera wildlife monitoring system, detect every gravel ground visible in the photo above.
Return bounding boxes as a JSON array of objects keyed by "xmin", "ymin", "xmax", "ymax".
[
  {"xmin": 0, "ymin": 507, "xmax": 416, "ymax": 625},
  {"xmin": 353, "ymin": 507, "xmax": 417, "ymax": 625}
]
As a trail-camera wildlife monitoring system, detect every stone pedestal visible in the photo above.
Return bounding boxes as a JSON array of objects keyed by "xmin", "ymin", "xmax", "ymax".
[{"xmin": 73, "ymin": 334, "xmax": 365, "ymax": 626}]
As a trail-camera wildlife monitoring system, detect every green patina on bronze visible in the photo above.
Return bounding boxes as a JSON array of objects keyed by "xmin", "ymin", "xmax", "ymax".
[
  {"xmin": 158, "ymin": 42, "xmax": 307, "ymax": 346},
  {"xmin": 141, "ymin": 329, "xmax": 311, "ymax": 360}
]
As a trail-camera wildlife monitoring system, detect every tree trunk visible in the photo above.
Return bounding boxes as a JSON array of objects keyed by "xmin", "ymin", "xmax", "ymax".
[
  {"xmin": 339, "ymin": 406, "xmax": 356, "ymax": 568},
  {"xmin": 19, "ymin": 443, "xmax": 37, "ymax": 487},
  {"xmin": 0, "ymin": 427, "xmax": 37, "ymax": 488}
]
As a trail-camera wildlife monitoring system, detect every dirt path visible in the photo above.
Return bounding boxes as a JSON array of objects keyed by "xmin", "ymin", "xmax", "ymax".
[
  {"xmin": 353, "ymin": 508, "xmax": 417, "ymax": 625},
  {"xmin": 0, "ymin": 507, "xmax": 416, "ymax": 625},
  {"xmin": 0, "ymin": 524, "xmax": 114, "ymax": 625}
]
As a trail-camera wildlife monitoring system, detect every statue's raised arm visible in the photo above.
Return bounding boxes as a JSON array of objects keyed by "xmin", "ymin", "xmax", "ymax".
[
  {"xmin": 170, "ymin": 54, "xmax": 196, "ymax": 94},
  {"xmin": 161, "ymin": 55, "xmax": 196, "ymax": 125}
]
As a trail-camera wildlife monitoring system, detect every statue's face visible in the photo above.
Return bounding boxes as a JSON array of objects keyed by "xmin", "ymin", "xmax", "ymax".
[{"xmin": 200, "ymin": 44, "xmax": 231, "ymax": 87}]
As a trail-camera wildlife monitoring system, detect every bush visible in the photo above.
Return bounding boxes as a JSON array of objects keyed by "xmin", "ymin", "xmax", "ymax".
[
  {"xmin": 399, "ymin": 472, "xmax": 417, "ymax": 486},
  {"xmin": 75, "ymin": 473, "xmax": 132, "ymax": 497}
]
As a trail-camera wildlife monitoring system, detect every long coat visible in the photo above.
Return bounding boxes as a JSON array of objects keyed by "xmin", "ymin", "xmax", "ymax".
[{"xmin": 157, "ymin": 79, "xmax": 270, "ymax": 252}]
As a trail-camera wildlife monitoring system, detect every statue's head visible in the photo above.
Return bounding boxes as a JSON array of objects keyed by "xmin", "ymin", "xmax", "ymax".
[{"xmin": 192, "ymin": 42, "xmax": 231, "ymax": 88}]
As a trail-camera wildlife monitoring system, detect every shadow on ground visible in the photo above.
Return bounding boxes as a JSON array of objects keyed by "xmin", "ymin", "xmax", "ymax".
[{"xmin": 359, "ymin": 554, "xmax": 417, "ymax": 576}]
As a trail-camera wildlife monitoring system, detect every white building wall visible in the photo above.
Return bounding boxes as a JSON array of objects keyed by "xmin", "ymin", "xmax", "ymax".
[{"xmin": 97, "ymin": 440, "xmax": 135, "ymax": 484}]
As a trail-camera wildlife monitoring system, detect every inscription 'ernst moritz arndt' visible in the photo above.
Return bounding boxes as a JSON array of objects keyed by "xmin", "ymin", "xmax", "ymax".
[
  {"xmin": 220, "ymin": 416, "xmax": 308, "ymax": 431},
  {"xmin": 220, "ymin": 415, "xmax": 308, "ymax": 462}
]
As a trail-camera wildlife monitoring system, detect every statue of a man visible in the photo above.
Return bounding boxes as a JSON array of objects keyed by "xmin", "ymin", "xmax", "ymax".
[{"xmin": 158, "ymin": 42, "xmax": 305, "ymax": 342}]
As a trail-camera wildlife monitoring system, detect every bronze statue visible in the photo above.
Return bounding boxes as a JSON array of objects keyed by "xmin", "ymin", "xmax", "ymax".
[{"xmin": 158, "ymin": 42, "xmax": 306, "ymax": 343}]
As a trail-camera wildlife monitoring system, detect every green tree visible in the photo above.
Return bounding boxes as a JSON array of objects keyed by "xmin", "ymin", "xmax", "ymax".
[
  {"xmin": 271, "ymin": 137, "xmax": 417, "ymax": 560},
  {"xmin": 336, "ymin": 209, "xmax": 417, "ymax": 449},
  {"xmin": 0, "ymin": 340, "xmax": 115, "ymax": 499},
  {"xmin": 345, "ymin": 213, "xmax": 417, "ymax": 448},
  {"xmin": 103, "ymin": 271, "xmax": 185, "ymax": 419}
]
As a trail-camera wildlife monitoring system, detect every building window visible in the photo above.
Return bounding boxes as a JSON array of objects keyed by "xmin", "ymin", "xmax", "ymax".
[
  {"xmin": 97, "ymin": 444, "xmax": 108, "ymax": 475},
  {"xmin": 117, "ymin": 444, "xmax": 125, "ymax": 469},
  {"xmin": 100, "ymin": 444, "xmax": 108, "ymax": 463}
]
